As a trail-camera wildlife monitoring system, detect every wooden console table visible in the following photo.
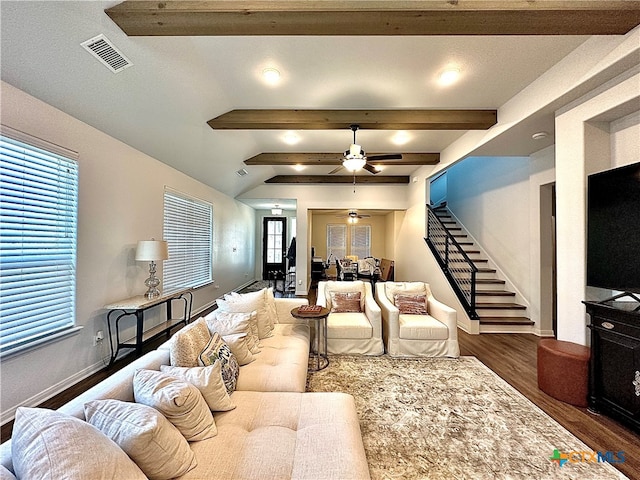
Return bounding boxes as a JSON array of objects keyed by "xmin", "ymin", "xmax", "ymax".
[{"xmin": 104, "ymin": 289, "xmax": 192, "ymax": 368}]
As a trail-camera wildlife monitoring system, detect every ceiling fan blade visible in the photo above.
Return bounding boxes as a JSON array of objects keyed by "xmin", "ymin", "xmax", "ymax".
[
  {"xmin": 363, "ymin": 163, "xmax": 380, "ymax": 175},
  {"xmin": 328, "ymin": 165, "xmax": 344, "ymax": 174},
  {"xmin": 367, "ymin": 153, "xmax": 403, "ymax": 161},
  {"xmin": 358, "ymin": 214, "xmax": 371, "ymax": 218}
]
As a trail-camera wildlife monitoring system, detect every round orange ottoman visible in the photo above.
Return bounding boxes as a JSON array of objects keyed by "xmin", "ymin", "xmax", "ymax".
[{"xmin": 537, "ymin": 339, "xmax": 590, "ymax": 407}]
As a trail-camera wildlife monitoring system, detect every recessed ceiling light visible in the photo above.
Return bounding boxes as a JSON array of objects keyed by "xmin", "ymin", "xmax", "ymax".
[
  {"xmin": 439, "ymin": 68, "xmax": 461, "ymax": 86},
  {"xmin": 293, "ymin": 164, "xmax": 305, "ymax": 172},
  {"xmin": 532, "ymin": 131, "xmax": 549, "ymax": 140},
  {"xmin": 283, "ymin": 132, "xmax": 300, "ymax": 145},
  {"xmin": 392, "ymin": 131, "xmax": 410, "ymax": 145},
  {"xmin": 262, "ymin": 67, "xmax": 281, "ymax": 85}
]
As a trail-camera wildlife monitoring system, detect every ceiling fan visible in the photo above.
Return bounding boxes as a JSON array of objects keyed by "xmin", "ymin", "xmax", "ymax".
[
  {"xmin": 329, "ymin": 125, "xmax": 402, "ymax": 175},
  {"xmin": 336, "ymin": 210, "xmax": 371, "ymax": 220}
]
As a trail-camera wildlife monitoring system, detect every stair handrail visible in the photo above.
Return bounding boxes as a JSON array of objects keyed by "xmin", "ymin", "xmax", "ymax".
[{"xmin": 425, "ymin": 204, "xmax": 479, "ymax": 319}]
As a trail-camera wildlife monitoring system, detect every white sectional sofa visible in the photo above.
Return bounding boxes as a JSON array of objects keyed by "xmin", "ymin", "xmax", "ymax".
[{"xmin": 0, "ymin": 295, "xmax": 371, "ymax": 480}]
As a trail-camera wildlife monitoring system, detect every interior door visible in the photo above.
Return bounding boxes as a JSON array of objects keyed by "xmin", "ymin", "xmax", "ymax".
[{"xmin": 262, "ymin": 217, "xmax": 287, "ymax": 280}]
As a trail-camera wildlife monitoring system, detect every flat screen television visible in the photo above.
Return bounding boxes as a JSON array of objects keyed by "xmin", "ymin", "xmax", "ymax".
[{"xmin": 586, "ymin": 161, "xmax": 640, "ymax": 294}]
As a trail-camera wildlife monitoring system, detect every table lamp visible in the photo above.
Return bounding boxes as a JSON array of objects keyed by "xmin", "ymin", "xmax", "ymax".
[{"xmin": 135, "ymin": 239, "xmax": 169, "ymax": 298}]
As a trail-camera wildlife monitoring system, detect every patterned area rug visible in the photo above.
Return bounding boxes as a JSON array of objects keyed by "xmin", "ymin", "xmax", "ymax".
[
  {"xmin": 306, "ymin": 355, "xmax": 627, "ymax": 480},
  {"xmin": 238, "ymin": 280, "xmax": 270, "ymax": 293}
]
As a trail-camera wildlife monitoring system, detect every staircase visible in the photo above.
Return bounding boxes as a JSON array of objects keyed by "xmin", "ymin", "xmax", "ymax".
[{"xmin": 427, "ymin": 205, "xmax": 534, "ymax": 333}]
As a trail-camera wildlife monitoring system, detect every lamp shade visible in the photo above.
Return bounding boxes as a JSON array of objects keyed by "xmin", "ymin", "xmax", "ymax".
[
  {"xmin": 135, "ymin": 240, "xmax": 169, "ymax": 262},
  {"xmin": 343, "ymin": 157, "xmax": 366, "ymax": 172}
]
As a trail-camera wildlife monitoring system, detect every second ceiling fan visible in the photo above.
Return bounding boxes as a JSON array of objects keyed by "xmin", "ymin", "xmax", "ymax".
[{"xmin": 329, "ymin": 125, "xmax": 402, "ymax": 175}]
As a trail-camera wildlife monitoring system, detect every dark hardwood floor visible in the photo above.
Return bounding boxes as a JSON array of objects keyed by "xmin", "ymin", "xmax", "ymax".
[{"xmin": 2, "ymin": 287, "xmax": 638, "ymax": 479}]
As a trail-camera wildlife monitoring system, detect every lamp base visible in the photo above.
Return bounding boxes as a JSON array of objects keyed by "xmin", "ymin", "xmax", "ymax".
[{"xmin": 144, "ymin": 261, "xmax": 162, "ymax": 299}]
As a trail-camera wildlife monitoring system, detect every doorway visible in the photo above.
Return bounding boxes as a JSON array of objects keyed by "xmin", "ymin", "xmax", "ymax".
[{"xmin": 262, "ymin": 217, "xmax": 287, "ymax": 280}]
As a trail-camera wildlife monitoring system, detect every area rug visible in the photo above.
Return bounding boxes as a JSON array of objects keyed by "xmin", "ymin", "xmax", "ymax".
[
  {"xmin": 306, "ymin": 355, "xmax": 627, "ymax": 480},
  {"xmin": 238, "ymin": 280, "xmax": 270, "ymax": 293}
]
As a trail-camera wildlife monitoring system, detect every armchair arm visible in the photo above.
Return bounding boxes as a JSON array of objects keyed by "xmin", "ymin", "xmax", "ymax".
[
  {"xmin": 363, "ymin": 283, "xmax": 382, "ymax": 340},
  {"xmin": 375, "ymin": 284, "xmax": 399, "ymax": 342},
  {"xmin": 428, "ymin": 296, "xmax": 458, "ymax": 340},
  {"xmin": 316, "ymin": 281, "xmax": 328, "ymax": 308}
]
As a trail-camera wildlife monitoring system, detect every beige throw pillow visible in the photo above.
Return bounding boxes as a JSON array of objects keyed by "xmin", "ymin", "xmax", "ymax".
[
  {"xmin": 218, "ymin": 289, "xmax": 274, "ymax": 339},
  {"xmin": 160, "ymin": 363, "xmax": 235, "ymax": 412},
  {"xmin": 169, "ymin": 317, "xmax": 211, "ymax": 367},
  {"xmin": 205, "ymin": 310, "xmax": 260, "ymax": 353},
  {"xmin": 0, "ymin": 465, "xmax": 15, "ymax": 480},
  {"xmin": 84, "ymin": 399, "xmax": 197, "ymax": 480},
  {"xmin": 133, "ymin": 369, "xmax": 217, "ymax": 442},
  {"xmin": 12, "ymin": 407, "xmax": 146, "ymax": 480},
  {"xmin": 222, "ymin": 332, "xmax": 255, "ymax": 365}
]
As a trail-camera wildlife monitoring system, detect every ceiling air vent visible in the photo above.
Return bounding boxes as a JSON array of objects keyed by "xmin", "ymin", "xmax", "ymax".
[
  {"xmin": 81, "ymin": 34, "xmax": 132, "ymax": 73},
  {"xmin": 236, "ymin": 168, "xmax": 249, "ymax": 177}
]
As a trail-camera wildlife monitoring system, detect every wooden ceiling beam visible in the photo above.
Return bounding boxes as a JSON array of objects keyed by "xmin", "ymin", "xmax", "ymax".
[
  {"xmin": 265, "ymin": 175, "xmax": 410, "ymax": 184},
  {"xmin": 244, "ymin": 152, "xmax": 440, "ymax": 166},
  {"xmin": 105, "ymin": 2, "xmax": 640, "ymax": 36},
  {"xmin": 209, "ymin": 110, "xmax": 497, "ymax": 130}
]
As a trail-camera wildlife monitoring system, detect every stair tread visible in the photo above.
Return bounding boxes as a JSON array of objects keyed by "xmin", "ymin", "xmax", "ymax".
[
  {"xmin": 476, "ymin": 268, "xmax": 496, "ymax": 273},
  {"xmin": 476, "ymin": 302, "xmax": 526, "ymax": 309},
  {"xmin": 466, "ymin": 290, "xmax": 515, "ymax": 296},
  {"xmin": 476, "ymin": 279, "xmax": 505, "ymax": 284},
  {"xmin": 479, "ymin": 316, "xmax": 534, "ymax": 326}
]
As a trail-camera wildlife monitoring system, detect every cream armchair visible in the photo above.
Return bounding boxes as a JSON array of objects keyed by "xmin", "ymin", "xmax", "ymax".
[
  {"xmin": 375, "ymin": 282, "xmax": 460, "ymax": 357},
  {"xmin": 317, "ymin": 280, "xmax": 384, "ymax": 355}
]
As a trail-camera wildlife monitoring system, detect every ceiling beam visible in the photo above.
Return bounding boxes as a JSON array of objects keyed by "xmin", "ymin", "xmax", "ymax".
[
  {"xmin": 209, "ymin": 110, "xmax": 497, "ymax": 130},
  {"xmin": 265, "ymin": 175, "xmax": 410, "ymax": 184},
  {"xmin": 245, "ymin": 152, "xmax": 440, "ymax": 166},
  {"xmin": 105, "ymin": 1, "xmax": 640, "ymax": 36}
]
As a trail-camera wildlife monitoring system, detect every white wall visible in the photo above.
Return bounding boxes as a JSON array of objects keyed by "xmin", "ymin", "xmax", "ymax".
[
  {"xmin": 0, "ymin": 82, "xmax": 256, "ymax": 424},
  {"xmin": 555, "ymin": 69, "xmax": 640, "ymax": 345},
  {"xmin": 446, "ymin": 156, "xmax": 532, "ymax": 299}
]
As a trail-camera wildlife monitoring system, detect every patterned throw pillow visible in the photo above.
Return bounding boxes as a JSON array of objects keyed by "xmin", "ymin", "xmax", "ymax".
[
  {"xmin": 394, "ymin": 294, "xmax": 428, "ymax": 315},
  {"xmin": 329, "ymin": 291, "xmax": 362, "ymax": 313},
  {"xmin": 169, "ymin": 318, "xmax": 211, "ymax": 367},
  {"xmin": 198, "ymin": 332, "xmax": 240, "ymax": 394}
]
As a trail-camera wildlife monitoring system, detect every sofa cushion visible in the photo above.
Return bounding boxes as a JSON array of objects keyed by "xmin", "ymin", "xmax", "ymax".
[
  {"xmin": 175, "ymin": 391, "xmax": 370, "ymax": 480},
  {"xmin": 394, "ymin": 294, "xmax": 428, "ymax": 315},
  {"xmin": 84, "ymin": 399, "xmax": 197, "ymax": 480},
  {"xmin": 198, "ymin": 332, "xmax": 240, "ymax": 394},
  {"xmin": 235, "ymin": 323, "xmax": 310, "ymax": 393},
  {"xmin": 170, "ymin": 318, "xmax": 211, "ymax": 368},
  {"xmin": 323, "ymin": 281, "xmax": 366, "ymax": 311},
  {"xmin": 160, "ymin": 363, "xmax": 235, "ymax": 412},
  {"xmin": 329, "ymin": 291, "xmax": 362, "ymax": 313},
  {"xmin": 399, "ymin": 314, "xmax": 449, "ymax": 340},
  {"xmin": 133, "ymin": 369, "xmax": 217, "ymax": 442},
  {"xmin": 12, "ymin": 407, "xmax": 146, "ymax": 480},
  {"xmin": 327, "ymin": 312, "xmax": 372, "ymax": 339}
]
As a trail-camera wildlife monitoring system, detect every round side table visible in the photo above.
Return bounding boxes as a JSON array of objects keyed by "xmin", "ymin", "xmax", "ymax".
[{"xmin": 291, "ymin": 306, "xmax": 330, "ymax": 371}]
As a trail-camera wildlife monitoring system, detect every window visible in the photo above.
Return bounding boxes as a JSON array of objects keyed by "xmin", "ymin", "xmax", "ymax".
[
  {"xmin": 351, "ymin": 224, "xmax": 371, "ymax": 259},
  {"xmin": 327, "ymin": 224, "xmax": 347, "ymax": 261},
  {"xmin": 163, "ymin": 188, "xmax": 213, "ymax": 293},
  {"xmin": 0, "ymin": 130, "xmax": 78, "ymax": 356}
]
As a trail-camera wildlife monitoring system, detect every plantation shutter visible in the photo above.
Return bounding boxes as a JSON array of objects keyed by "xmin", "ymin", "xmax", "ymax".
[
  {"xmin": 163, "ymin": 189, "xmax": 212, "ymax": 293},
  {"xmin": 0, "ymin": 130, "xmax": 78, "ymax": 355},
  {"xmin": 351, "ymin": 224, "xmax": 371, "ymax": 259},
  {"xmin": 327, "ymin": 224, "xmax": 346, "ymax": 260}
]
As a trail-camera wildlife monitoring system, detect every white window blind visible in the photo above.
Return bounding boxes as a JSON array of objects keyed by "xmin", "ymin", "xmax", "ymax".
[
  {"xmin": 327, "ymin": 224, "xmax": 347, "ymax": 260},
  {"xmin": 351, "ymin": 224, "xmax": 371, "ymax": 259},
  {"xmin": 0, "ymin": 132, "xmax": 78, "ymax": 356},
  {"xmin": 163, "ymin": 189, "xmax": 212, "ymax": 293}
]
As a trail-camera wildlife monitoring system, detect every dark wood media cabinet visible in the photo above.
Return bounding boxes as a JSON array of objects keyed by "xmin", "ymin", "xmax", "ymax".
[{"xmin": 584, "ymin": 299, "xmax": 640, "ymax": 433}]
